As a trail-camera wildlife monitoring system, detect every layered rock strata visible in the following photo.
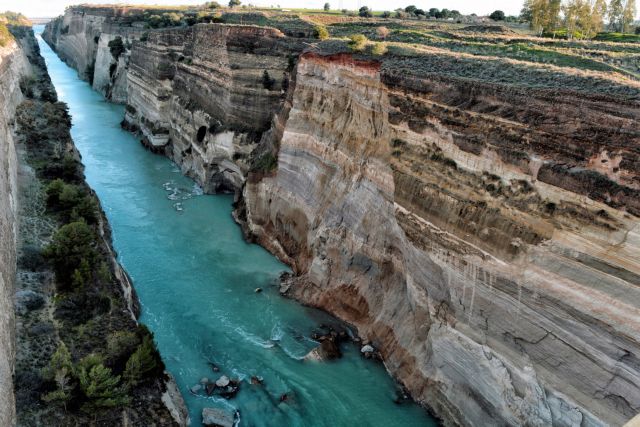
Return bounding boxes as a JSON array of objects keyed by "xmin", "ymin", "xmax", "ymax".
[
  {"xmin": 0, "ymin": 32, "xmax": 31, "ymax": 427},
  {"xmin": 243, "ymin": 53, "xmax": 640, "ymax": 427},
  {"xmin": 44, "ymin": 8, "xmax": 305, "ymax": 192},
  {"xmin": 44, "ymin": 8, "xmax": 640, "ymax": 426}
]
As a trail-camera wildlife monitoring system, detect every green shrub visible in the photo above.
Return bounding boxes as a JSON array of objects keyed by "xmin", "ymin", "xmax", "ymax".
[
  {"xmin": 42, "ymin": 342, "xmax": 74, "ymax": 408},
  {"xmin": 253, "ymin": 152, "xmax": 278, "ymax": 172},
  {"xmin": 0, "ymin": 24, "xmax": 13, "ymax": 47},
  {"xmin": 314, "ymin": 24, "xmax": 329, "ymax": 40},
  {"xmin": 348, "ymin": 34, "xmax": 367, "ymax": 51},
  {"xmin": 108, "ymin": 37, "xmax": 125, "ymax": 60},
  {"xmin": 124, "ymin": 336, "xmax": 159, "ymax": 387},
  {"xmin": 46, "ymin": 179, "xmax": 66, "ymax": 207},
  {"xmin": 44, "ymin": 221, "xmax": 97, "ymax": 289},
  {"xmin": 372, "ymin": 42, "xmax": 387, "ymax": 55},
  {"xmin": 77, "ymin": 355, "xmax": 129, "ymax": 410}
]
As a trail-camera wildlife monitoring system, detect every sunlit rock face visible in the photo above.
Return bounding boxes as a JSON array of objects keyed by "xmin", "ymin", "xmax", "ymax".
[
  {"xmin": 44, "ymin": 9, "xmax": 640, "ymax": 425},
  {"xmin": 0, "ymin": 35, "xmax": 31, "ymax": 427},
  {"xmin": 245, "ymin": 52, "xmax": 640, "ymax": 426}
]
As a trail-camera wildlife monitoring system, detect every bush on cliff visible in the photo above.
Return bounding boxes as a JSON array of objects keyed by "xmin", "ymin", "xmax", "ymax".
[
  {"xmin": 372, "ymin": 42, "xmax": 387, "ymax": 55},
  {"xmin": 0, "ymin": 24, "xmax": 13, "ymax": 47},
  {"xmin": 46, "ymin": 179, "xmax": 98, "ymax": 224},
  {"xmin": 45, "ymin": 221, "xmax": 98, "ymax": 289},
  {"xmin": 262, "ymin": 70, "xmax": 276, "ymax": 90},
  {"xmin": 314, "ymin": 24, "xmax": 329, "ymax": 40},
  {"xmin": 41, "ymin": 342, "xmax": 74, "ymax": 409},
  {"xmin": 348, "ymin": 34, "xmax": 368, "ymax": 51},
  {"xmin": 108, "ymin": 37, "xmax": 125, "ymax": 60},
  {"xmin": 253, "ymin": 152, "xmax": 278, "ymax": 172},
  {"xmin": 77, "ymin": 354, "xmax": 129, "ymax": 411},
  {"xmin": 123, "ymin": 336, "xmax": 160, "ymax": 388}
]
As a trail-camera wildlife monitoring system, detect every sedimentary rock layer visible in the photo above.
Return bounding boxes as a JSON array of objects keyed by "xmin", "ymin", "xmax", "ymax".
[
  {"xmin": 44, "ymin": 8, "xmax": 640, "ymax": 426},
  {"xmin": 44, "ymin": 8, "xmax": 305, "ymax": 192},
  {"xmin": 0, "ymin": 33, "xmax": 31, "ymax": 427},
  {"xmin": 244, "ymin": 52, "xmax": 640, "ymax": 426}
]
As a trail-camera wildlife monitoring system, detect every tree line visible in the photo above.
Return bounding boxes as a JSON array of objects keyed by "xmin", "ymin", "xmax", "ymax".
[{"xmin": 521, "ymin": 0, "xmax": 637, "ymax": 37}]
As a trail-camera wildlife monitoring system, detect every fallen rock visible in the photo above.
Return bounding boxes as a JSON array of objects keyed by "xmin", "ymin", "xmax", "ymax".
[
  {"xmin": 215, "ymin": 375, "xmax": 230, "ymax": 387},
  {"xmin": 361, "ymin": 344, "xmax": 375, "ymax": 353},
  {"xmin": 202, "ymin": 407, "xmax": 235, "ymax": 427},
  {"xmin": 254, "ymin": 287, "xmax": 262, "ymax": 293},
  {"xmin": 190, "ymin": 384, "xmax": 202, "ymax": 394},
  {"xmin": 206, "ymin": 383, "xmax": 216, "ymax": 396},
  {"xmin": 200, "ymin": 377, "xmax": 209, "ymax": 385},
  {"xmin": 304, "ymin": 339, "xmax": 342, "ymax": 361}
]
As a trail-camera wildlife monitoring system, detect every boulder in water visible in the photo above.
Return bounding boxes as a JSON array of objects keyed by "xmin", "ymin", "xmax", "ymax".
[
  {"xmin": 361, "ymin": 344, "xmax": 375, "ymax": 353},
  {"xmin": 304, "ymin": 339, "xmax": 341, "ymax": 361},
  {"xmin": 190, "ymin": 384, "xmax": 202, "ymax": 394},
  {"xmin": 202, "ymin": 407, "xmax": 235, "ymax": 427},
  {"xmin": 215, "ymin": 375, "xmax": 230, "ymax": 387}
]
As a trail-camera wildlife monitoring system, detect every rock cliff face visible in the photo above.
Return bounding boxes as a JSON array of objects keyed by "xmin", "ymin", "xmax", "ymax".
[
  {"xmin": 0, "ymin": 34, "xmax": 31, "ymax": 427},
  {"xmin": 42, "ymin": 6, "xmax": 143, "ymax": 102},
  {"xmin": 44, "ymin": 8, "xmax": 304, "ymax": 192},
  {"xmin": 122, "ymin": 24, "xmax": 300, "ymax": 192},
  {"xmin": 245, "ymin": 53, "xmax": 640, "ymax": 427},
  {"xmin": 44, "ymin": 8, "xmax": 640, "ymax": 427}
]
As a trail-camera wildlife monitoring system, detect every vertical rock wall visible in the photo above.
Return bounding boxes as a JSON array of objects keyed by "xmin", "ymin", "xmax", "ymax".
[
  {"xmin": 0, "ymin": 36, "xmax": 31, "ymax": 427},
  {"xmin": 244, "ymin": 53, "xmax": 640, "ymax": 426}
]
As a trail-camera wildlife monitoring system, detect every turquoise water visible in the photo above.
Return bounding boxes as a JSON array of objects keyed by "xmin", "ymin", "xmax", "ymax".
[{"xmin": 35, "ymin": 26, "xmax": 436, "ymax": 427}]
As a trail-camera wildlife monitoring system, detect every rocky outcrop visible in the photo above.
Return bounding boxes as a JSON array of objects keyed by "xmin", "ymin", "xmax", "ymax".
[
  {"xmin": 45, "ymin": 8, "xmax": 305, "ymax": 192},
  {"xmin": 42, "ymin": 6, "xmax": 144, "ymax": 102},
  {"xmin": 44, "ymin": 7, "xmax": 640, "ymax": 426},
  {"xmin": 123, "ymin": 24, "xmax": 301, "ymax": 192},
  {"xmin": 0, "ymin": 32, "xmax": 31, "ymax": 427},
  {"xmin": 244, "ymin": 52, "xmax": 640, "ymax": 426}
]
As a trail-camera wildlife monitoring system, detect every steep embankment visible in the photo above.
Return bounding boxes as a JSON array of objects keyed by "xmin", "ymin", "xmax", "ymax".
[
  {"xmin": 45, "ymin": 7, "xmax": 640, "ymax": 427},
  {"xmin": 245, "ymin": 52, "xmax": 640, "ymax": 426},
  {"xmin": 43, "ymin": 8, "xmax": 304, "ymax": 192},
  {"xmin": 0, "ymin": 29, "xmax": 31, "ymax": 427}
]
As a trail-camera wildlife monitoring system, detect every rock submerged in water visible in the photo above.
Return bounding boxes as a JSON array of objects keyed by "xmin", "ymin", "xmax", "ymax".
[
  {"xmin": 304, "ymin": 335, "xmax": 342, "ymax": 361},
  {"xmin": 215, "ymin": 375, "xmax": 230, "ymax": 387},
  {"xmin": 361, "ymin": 344, "xmax": 374, "ymax": 354},
  {"xmin": 202, "ymin": 407, "xmax": 235, "ymax": 427}
]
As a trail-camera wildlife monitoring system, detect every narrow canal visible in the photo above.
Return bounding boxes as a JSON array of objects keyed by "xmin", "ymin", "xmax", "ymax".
[{"xmin": 36, "ymin": 26, "xmax": 436, "ymax": 427}]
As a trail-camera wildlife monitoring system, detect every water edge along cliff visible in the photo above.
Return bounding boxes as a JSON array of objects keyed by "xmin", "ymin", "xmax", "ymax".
[{"xmin": 43, "ymin": 6, "xmax": 640, "ymax": 426}]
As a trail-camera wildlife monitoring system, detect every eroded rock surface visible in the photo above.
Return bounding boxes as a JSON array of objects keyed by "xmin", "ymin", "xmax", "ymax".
[
  {"xmin": 0, "ymin": 32, "xmax": 31, "ymax": 427},
  {"xmin": 43, "ymin": 8, "xmax": 640, "ymax": 426},
  {"xmin": 244, "ymin": 53, "xmax": 640, "ymax": 426}
]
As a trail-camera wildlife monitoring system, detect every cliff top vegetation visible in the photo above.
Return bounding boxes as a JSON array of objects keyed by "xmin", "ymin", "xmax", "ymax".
[
  {"xmin": 0, "ymin": 12, "xmax": 31, "ymax": 46},
  {"xmin": 59, "ymin": 3, "xmax": 640, "ymax": 98}
]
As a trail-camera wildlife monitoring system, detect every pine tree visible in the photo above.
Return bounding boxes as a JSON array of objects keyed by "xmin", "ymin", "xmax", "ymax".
[
  {"xmin": 78, "ymin": 354, "xmax": 129, "ymax": 409},
  {"xmin": 42, "ymin": 342, "xmax": 75, "ymax": 410},
  {"xmin": 124, "ymin": 336, "xmax": 159, "ymax": 388}
]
